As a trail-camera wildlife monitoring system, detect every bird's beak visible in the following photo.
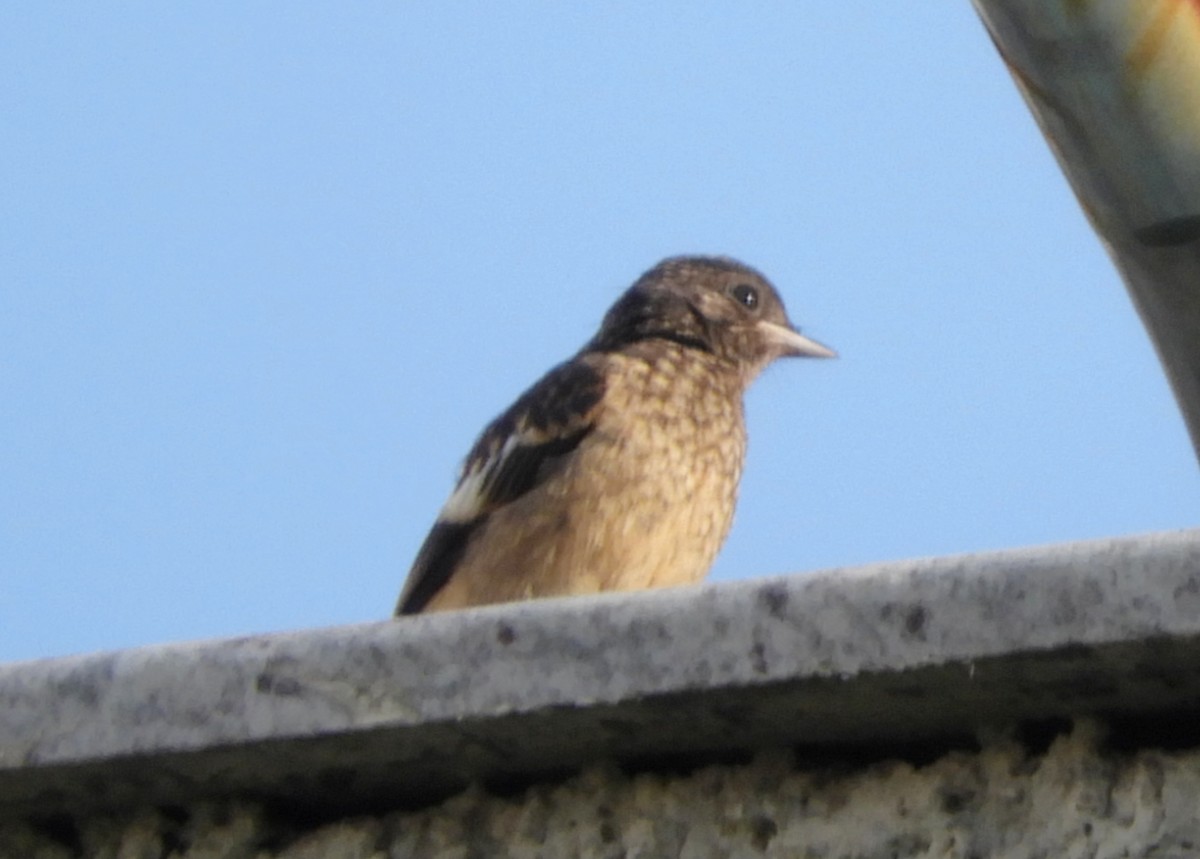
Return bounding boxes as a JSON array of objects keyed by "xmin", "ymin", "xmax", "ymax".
[{"xmin": 758, "ymin": 321, "xmax": 836, "ymax": 358}]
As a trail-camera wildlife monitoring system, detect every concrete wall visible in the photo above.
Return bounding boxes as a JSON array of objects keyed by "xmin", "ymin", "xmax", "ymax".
[
  {"xmin": 6, "ymin": 721, "xmax": 1200, "ymax": 858},
  {"xmin": 4, "ymin": 531, "xmax": 1200, "ymax": 858}
]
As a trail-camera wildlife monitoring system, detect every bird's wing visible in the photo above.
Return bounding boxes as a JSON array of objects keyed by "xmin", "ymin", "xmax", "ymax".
[{"xmin": 394, "ymin": 357, "xmax": 606, "ymax": 615}]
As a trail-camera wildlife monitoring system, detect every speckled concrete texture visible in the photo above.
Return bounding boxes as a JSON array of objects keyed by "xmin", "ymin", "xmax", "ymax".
[
  {"xmin": 4, "ymin": 721, "xmax": 1200, "ymax": 859},
  {"xmin": 3, "ymin": 530, "xmax": 1200, "ymax": 816}
]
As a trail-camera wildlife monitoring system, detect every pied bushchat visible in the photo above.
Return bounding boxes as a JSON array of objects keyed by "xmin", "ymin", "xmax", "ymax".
[{"xmin": 395, "ymin": 256, "xmax": 833, "ymax": 615}]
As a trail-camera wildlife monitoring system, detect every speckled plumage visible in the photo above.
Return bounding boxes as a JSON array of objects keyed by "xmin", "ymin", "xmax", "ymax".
[{"xmin": 395, "ymin": 256, "xmax": 833, "ymax": 615}]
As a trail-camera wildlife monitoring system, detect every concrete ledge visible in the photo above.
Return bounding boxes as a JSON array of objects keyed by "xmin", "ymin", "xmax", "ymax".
[{"xmin": 3, "ymin": 530, "xmax": 1200, "ymax": 816}]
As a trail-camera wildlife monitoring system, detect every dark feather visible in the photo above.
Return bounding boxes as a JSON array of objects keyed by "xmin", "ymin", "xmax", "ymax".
[
  {"xmin": 460, "ymin": 358, "xmax": 606, "ymax": 508},
  {"xmin": 395, "ymin": 521, "xmax": 478, "ymax": 615},
  {"xmin": 395, "ymin": 359, "xmax": 605, "ymax": 614},
  {"xmin": 588, "ymin": 282, "xmax": 714, "ymax": 354},
  {"xmin": 482, "ymin": 424, "xmax": 594, "ymax": 507}
]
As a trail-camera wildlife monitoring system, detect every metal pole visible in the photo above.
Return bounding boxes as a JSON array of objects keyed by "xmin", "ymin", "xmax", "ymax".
[{"xmin": 972, "ymin": 0, "xmax": 1200, "ymax": 462}]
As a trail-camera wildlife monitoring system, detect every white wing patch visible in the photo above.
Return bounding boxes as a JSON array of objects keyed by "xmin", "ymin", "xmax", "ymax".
[{"xmin": 438, "ymin": 432, "xmax": 521, "ymax": 523}]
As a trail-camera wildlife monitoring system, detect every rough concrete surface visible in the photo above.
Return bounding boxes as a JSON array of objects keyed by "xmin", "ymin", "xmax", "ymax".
[
  {"xmin": 3, "ymin": 530, "xmax": 1200, "ymax": 816},
  {"xmin": 3, "ymin": 720, "xmax": 1199, "ymax": 859}
]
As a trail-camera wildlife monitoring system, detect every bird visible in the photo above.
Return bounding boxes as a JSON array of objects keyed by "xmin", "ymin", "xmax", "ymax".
[{"xmin": 394, "ymin": 255, "xmax": 834, "ymax": 615}]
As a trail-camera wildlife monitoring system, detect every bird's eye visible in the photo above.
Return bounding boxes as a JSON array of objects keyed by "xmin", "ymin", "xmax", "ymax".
[{"xmin": 730, "ymin": 283, "xmax": 759, "ymax": 310}]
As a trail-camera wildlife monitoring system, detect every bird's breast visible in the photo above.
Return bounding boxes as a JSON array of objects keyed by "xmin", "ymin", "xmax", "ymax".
[{"xmin": 569, "ymin": 350, "xmax": 747, "ymax": 589}]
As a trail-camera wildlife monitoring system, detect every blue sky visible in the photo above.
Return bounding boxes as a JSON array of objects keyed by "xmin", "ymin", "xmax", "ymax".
[{"xmin": 2, "ymin": 5, "xmax": 1195, "ymax": 663}]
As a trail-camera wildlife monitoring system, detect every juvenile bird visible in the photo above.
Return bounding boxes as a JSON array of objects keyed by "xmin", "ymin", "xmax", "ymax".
[{"xmin": 395, "ymin": 256, "xmax": 833, "ymax": 615}]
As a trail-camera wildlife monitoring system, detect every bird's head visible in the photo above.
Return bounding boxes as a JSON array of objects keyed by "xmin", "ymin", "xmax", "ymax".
[{"xmin": 590, "ymin": 255, "xmax": 834, "ymax": 382}]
